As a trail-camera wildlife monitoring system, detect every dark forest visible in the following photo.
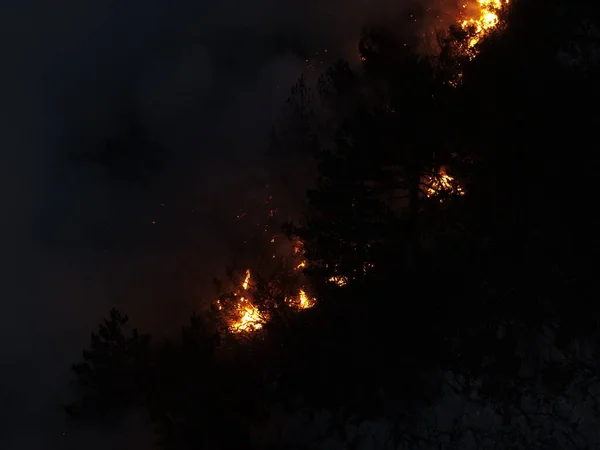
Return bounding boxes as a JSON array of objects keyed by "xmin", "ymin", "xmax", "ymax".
[{"xmin": 66, "ymin": 0, "xmax": 600, "ymax": 448}]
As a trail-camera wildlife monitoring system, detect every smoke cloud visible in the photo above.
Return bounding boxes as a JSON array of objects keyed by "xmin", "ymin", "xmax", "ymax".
[{"xmin": 0, "ymin": 0, "xmax": 461, "ymax": 448}]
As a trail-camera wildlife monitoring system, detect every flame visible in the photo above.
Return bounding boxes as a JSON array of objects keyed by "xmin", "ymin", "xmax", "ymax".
[
  {"xmin": 283, "ymin": 287, "xmax": 316, "ymax": 310},
  {"xmin": 460, "ymin": 0, "xmax": 509, "ymax": 49},
  {"xmin": 224, "ymin": 252, "xmax": 318, "ymax": 333},
  {"xmin": 230, "ymin": 297, "xmax": 265, "ymax": 333},
  {"xmin": 226, "ymin": 270, "xmax": 267, "ymax": 333},
  {"xmin": 242, "ymin": 269, "xmax": 251, "ymax": 290},
  {"xmin": 424, "ymin": 166, "xmax": 465, "ymax": 201},
  {"xmin": 298, "ymin": 289, "xmax": 316, "ymax": 309}
]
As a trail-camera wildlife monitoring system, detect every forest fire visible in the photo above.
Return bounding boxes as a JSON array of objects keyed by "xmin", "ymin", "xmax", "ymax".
[
  {"xmin": 425, "ymin": 167, "xmax": 464, "ymax": 200},
  {"xmin": 460, "ymin": 0, "xmax": 509, "ymax": 49},
  {"xmin": 296, "ymin": 289, "xmax": 316, "ymax": 309},
  {"xmin": 219, "ymin": 171, "xmax": 461, "ymax": 332},
  {"xmin": 222, "ymin": 265, "xmax": 316, "ymax": 334},
  {"xmin": 216, "ymin": 1, "xmax": 507, "ymax": 335},
  {"xmin": 230, "ymin": 297, "xmax": 265, "ymax": 333}
]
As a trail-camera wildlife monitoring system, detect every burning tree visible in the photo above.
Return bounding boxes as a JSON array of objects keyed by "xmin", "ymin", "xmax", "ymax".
[
  {"xmin": 212, "ymin": 0, "xmax": 512, "ymax": 337},
  {"xmin": 459, "ymin": 0, "xmax": 510, "ymax": 51},
  {"xmin": 215, "ymin": 263, "xmax": 317, "ymax": 335},
  {"xmin": 215, "ymin": 189, "xmax": 319, "ymax": 336}
]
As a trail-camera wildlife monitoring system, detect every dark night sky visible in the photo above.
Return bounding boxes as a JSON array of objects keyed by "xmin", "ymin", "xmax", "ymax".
[{"xmin": 0, "ymin": 0, "xmax": 458, "ymax": 448}]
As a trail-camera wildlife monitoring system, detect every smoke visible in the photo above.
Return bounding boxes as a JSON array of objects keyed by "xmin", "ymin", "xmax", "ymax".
[{"xmin": 0, "ymin": 0, "xmax": 460, "ymax": 448}]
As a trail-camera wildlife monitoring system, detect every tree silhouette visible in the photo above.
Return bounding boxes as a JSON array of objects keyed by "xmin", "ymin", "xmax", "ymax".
[
  {"xmin": 267, "ymin": 76, "xmax": 320, "ymax": 209},
  {"xmin": 145, "ymin": 313, "xmax": 247, "ymax": 450},
  {"xmin": 65, "ymin": 308, "xmax": 150, "ymax": 418},
  {"xmin": 286, "ymin": 29, "xmax": 463, "ymax": 282},
  {"xmin": 285, "ymin": 118, "xmax": 394, "ymax": 285}
]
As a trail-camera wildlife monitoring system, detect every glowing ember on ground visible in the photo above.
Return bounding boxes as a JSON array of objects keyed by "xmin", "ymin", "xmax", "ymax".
[
  {"xmin": 329, "ymin": 276, "xmax": 348, "ymax": 286},
  {"xmin": 363, "ymin": 263, "xmax": 375, "ymax": 273},
  {"xmin": 460, "ymin": 0, "xmax": 509, "ymax": 49}
]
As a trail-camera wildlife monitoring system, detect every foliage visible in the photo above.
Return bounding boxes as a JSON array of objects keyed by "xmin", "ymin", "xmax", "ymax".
[{"xmin": 65, "ymin": 308, "xmax": 151, "ymax": 418}]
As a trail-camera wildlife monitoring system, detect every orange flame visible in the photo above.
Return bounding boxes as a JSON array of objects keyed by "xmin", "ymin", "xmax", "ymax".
[
  {"xmin": 242, "ymin": 269, "xmax": 251, "ymax": 290},
  {"xmin": 227, "ymin": 270, "xmax": 266, "ymax": 333},
  {"xmin": 230, "ymin": 297, "xmax": 265, "ymax": 333},
  {"xmin": 424, "ymin": 166, "xmax": 465, "ymax": 201},
  {"xmin": 225, "ymin": 257, "xmax": 318, "ymax": 334},
  {"xmin": 298, "ymin": 289, "xmax": 316, "ymax": 309},
  {"xmin": 460, "ymin": 0, "xmax": 509, "ymax": 50}
]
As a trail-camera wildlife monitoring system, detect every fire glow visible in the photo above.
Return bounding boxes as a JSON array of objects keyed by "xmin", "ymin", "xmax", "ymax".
[
  {"xmin": 223, "ymin": 267, "xmax": 316, "ymax": 334},
  {"xmin": 424, "ymin": 166, "xmax": 465, "ymax": 200},
  {"xmin": 460, "ymin": 0, "xmax": 509, "ymax": 50}
]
